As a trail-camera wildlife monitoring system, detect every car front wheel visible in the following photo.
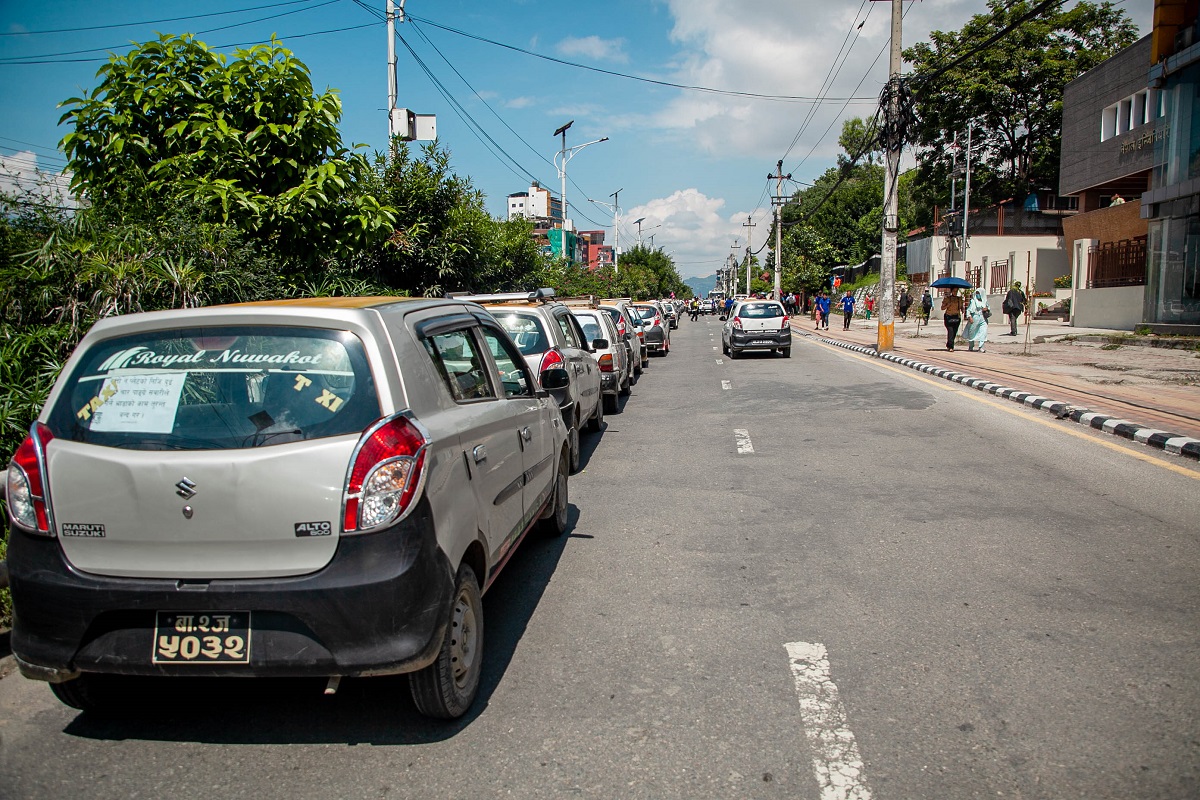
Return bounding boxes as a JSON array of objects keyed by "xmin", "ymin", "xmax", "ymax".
[
  {"xmin": 538, "ymin": 450, "xmax": 570, "ymax": 537},
  {"xmin": 409, "ymin": 565, "xmax": 484, "ymax": 719}
]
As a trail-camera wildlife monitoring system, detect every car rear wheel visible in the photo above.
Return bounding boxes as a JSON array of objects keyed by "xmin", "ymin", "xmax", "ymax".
[
  {"xmin": 568, "ymin": 410, "xmax": 581, "ymax": 473},
  {"xmin": 603, "ymin": 392, "xmax": 620, "ymax": 414},
  {"xmin": 538, "ymin": 451, "xmax": 570, "ymax": 537},
  {"xmin": 586, "ymin": 393, "xmax": 604, "ymax": 432},
  {"xmin": 781, "ymin": 347, "xmax": 791, "ymax": 358},
  {"xmin": 409, "ymin": 565, "xmax": 483, "ymax": 719},
  {"xmin": 729, "ymin": 346, "xmax": 739, "ymax": 359}
]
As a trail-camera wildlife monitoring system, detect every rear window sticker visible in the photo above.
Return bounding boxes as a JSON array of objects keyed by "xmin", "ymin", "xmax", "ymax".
[{"xmin": 86, "ymin": 373, "xmax": 187, "ymax": 433}]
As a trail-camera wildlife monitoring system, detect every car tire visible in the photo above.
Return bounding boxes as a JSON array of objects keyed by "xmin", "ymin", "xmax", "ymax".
[
  {"xmin": 603, "ymin": 392, "xmax": 620, "ymax": 414},
  {"xmin": 538, "ymin": 451, "xmax": 570, "ymax": 537},
  {"xmin": 49, "ymin": 673, "xmax": 121, "ymax": 714},
  {"xmin": 620, "ymin": 373, "xmax": 633, "ymax": 394},
  {"xmin": 729, "ymin": 346, "xmax": 739, "ymax": 359},
  {"xmin": 409, "ymin": 565, "xmax": 484, "ymax": 719},
  {"xmin": 586, "ymin": 393, "xmax": 604, "ymax": 432},
  {"xmin": 568, "ymin": 412, "xmax": 581, "ymax": 474},
  {"xmin": 781, "ymin": 347, "xmax": 791, "ymax": 358}
]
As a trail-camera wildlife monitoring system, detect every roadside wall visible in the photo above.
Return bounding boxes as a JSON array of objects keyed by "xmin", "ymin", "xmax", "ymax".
[
  {"xmin": 1061, "ymin": 202, "xmax": 1147, "ymax": 248},
  {"xmin": 1072, "ymin": 285, "xmax": 1146, "ymax": 330}
]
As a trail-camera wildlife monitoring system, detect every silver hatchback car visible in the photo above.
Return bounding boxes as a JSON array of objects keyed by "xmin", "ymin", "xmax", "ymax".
[{"xmin": 4, "ymin": 297, "xmax": 570, "ymax": 719}]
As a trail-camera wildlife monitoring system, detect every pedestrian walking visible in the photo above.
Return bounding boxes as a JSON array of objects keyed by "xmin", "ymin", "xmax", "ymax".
[
  {"xmin": 920, "ymin": 290, "xmax": 933, "ymax": 324},
  {"xmin": 816, "ymin": 292, "xmax": 831, "ymax": 330},
  {"xmin": 898, "ymin": 289, "xmax": 911, "ymax": 322},
  {"xmin": 963, "ymin": 288, "xmax": 989, "ymax": 352},
  {"xmin": 1001, "ymin": 281, "xmax": 1026, "ymax": 336},
  {"xmin": 941, "ymin": 290, "xmax": 964, "ymax": 350},
  {"xmin": 839, "ymin": 290, "xmax": 855, "ymax": 330},
  {"xmin": 865, "ymin": 295, "xmax": 874, "ymax": 320}
]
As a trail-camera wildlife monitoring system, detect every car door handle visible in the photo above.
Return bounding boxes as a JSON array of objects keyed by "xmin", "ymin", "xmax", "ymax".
[
  {"xmin": 520, "ymin": 427, "xmax": 532, "ymax": 441},
  {"xmin": 472, "ymin": 445, "xmax": 487, "ymax": 464}
]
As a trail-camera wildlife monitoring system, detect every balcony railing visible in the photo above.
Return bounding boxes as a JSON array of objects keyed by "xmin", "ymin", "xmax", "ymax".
[{"xmin": 1088, "ymin": 237, "xmax": 1147, "ymax": 288}]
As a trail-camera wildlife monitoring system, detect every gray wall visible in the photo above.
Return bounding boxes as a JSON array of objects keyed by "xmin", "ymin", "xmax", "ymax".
[{"xmin": 1059, "ymin": 35, "xmax": 1156, "ymax": 196}]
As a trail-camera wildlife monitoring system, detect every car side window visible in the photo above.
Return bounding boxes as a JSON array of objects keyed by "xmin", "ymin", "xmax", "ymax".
[
  {"xmin": 556, "ymin": 311, "xmax": 582, "ymax": 348},
  {"xmin": 423, "ymin": 328, "xmax": 496, "ymax": 403},
  {"xmin": 480, "ymin": 326, "xmax": 535, "ymax": 398}
]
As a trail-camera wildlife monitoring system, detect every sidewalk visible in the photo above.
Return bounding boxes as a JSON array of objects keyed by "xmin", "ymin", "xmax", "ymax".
[{"xmin": 797, "ymin": 313, "xmax": 1200, "ymax": 459}]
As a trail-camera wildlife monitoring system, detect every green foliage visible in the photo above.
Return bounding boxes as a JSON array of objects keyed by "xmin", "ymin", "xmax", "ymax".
[
  {"xmin": 1054, "ymin": 274, "xmax": 1072, "ymax": 288},
  {"xmin": 360, "ymin": 142, "xmax": 546, "ymax": 297},
  {"xmin": 60, "ymin": 34, "xmax": 395, "ymax": 260},
  {"xmin": 904, "ymin": 1, "xmax": 1139, "ymax": 226}
]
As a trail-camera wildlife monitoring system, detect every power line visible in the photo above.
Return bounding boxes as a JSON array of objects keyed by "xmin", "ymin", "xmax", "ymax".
[
  {"xmin": 0, "ymin": 0, "xmax": 321, "ymax": 37},
  {"xmin": 407, "ymin": 13, "xmax": 877, "ymax": 105}
]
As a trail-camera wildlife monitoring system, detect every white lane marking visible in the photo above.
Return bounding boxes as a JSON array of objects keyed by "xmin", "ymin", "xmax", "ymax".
[
  {"xmin": 721, "ymin": 380, "xmax": 731, "ymax": 390},
  {"xmin": 785, "ymin": 642, "xmax": 873, "ymax": 800},
  {"xmin": 734, "ymin": 429, "xmax": 754, "ymax": 454},
  {"xmin": 715, "ymin": 358, "xmax": 724, "ymax": 364},
  {"xmin": 713, "ymin": 346, "xmax": 719, "ymax": 350}
]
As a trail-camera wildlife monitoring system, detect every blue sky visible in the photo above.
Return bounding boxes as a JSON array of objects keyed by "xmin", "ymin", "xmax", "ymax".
[{"xmin": 0, "ymin": 1, "xmax": 1149, "ymax": 278}]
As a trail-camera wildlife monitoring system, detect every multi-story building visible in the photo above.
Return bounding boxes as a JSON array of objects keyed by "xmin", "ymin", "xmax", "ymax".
[
  {"xmin": 506, "ymin": 181, "xmax": 562, "ymax": 224},
  {"xmin": 1143, "ymin": 0, "xmax": 1200, "ymax": 331}
]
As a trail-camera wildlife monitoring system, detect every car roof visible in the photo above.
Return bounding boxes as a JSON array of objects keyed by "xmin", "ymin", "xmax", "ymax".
[{"xmin": 229, "ymin": 297, "xmax": 419, "ymax": 309}]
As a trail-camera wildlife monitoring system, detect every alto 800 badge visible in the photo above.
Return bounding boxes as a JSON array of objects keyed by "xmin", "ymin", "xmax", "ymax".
[{"xmin": 294, "ymin": 521, "xmax": 332, "ymax": 537}]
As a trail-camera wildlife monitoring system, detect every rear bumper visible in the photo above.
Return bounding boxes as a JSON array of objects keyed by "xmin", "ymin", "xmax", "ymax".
[
  {"xmin": 600, "ymin": 372, "xmax": 618, "ymax": 393},
  {"xmin": 730, "ymin": 329, "xmax": 792, "ymax": 350},
  {"xmin": 7, "ymin": 497, "xmax": 454, "ymax": 680}
]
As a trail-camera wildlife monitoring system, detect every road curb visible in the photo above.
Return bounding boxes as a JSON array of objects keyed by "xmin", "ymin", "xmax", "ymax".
[{"xmin": 797, "ymin": 330, "xmax": 1200, "ymax": 462}]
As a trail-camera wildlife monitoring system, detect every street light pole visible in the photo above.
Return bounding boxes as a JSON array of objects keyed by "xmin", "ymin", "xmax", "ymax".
[
  {"xmin": 553, "ymin": 121, "xmax": 608, "ymax": 262},
  {"xmin": 742, "ymin": 216, "xmax": 756, "ymax": 297},
  {"xmin": 610, "ymin": 188, "xmax": 621, "ymax": 274}
]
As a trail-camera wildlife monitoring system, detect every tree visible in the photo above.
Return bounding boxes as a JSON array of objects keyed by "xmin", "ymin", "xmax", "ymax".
[
  {"xmin": 904, "ymin": 0, "xmax": 1138, "ymax": 224},
  {"xmin": 60, "ymin": 34, "xmax": 395, "ymax": 260}
]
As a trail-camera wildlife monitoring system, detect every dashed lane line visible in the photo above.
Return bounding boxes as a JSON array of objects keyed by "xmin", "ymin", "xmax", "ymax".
[
  {"xmin": 785, "ymin": 641, "xmax": 873, "ymax": 800},
  {"xmin": 721, "ymin": 380, "xmax": 731, "ymax": 390},
  {"xmin": 734, "ymin": 429, "xmax": 754, "ymax": 454}
]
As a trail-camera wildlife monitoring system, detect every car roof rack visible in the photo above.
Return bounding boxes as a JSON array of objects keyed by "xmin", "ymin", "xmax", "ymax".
[
  {"xmin": 559, "ymin": 295, "xmax": 598, "ymax": 308},
  {"xmin": 446, "ymin": 288, "xmax": 557, "ymax": 304}
]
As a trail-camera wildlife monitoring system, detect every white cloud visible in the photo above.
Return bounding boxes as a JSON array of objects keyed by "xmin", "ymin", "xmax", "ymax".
[
  {"xmin": 0, "ymin": 151, "xmax": 76, "ymax": 208},
  {"xmin": 622, "ymin": 188, "xmax": 762, "ymax": 278},
  {"xmin": 555, "ymin": 35, "xmax": 628, "ymax": 63},
  {"xmin": 505, "ymin": 96, "xmax": 536, "ymax": 109}
]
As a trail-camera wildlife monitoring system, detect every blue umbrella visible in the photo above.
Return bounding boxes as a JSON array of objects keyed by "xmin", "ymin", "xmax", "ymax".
[{"xmin": 930, "ymin": 276, "xmax": 972, "ymax": 289}]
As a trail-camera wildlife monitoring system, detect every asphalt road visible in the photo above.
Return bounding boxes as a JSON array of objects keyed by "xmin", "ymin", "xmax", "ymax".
[{"xmin": 2, "ymin": 315, "xmax": 1197, "ymax": 799}]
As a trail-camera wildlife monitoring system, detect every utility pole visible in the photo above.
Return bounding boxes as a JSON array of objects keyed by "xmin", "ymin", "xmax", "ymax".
[
  {"xmin": 386, "ymin": 0, "xmax": 403, "ymax": 141},
  {"xmin": 770, "ymin": 160, "xmax": 791, "ymax": 300},
  {"xmin": 876, "ymin": 0, "xmax": 903, "ymax": 353},
  {"xmin": 742, "ymin": 215, "xmax": 756, "ymax": 296},
  {"xmin": 961, "ymin": 122, "xmax": 973, "ymax": 279},
  {"xmin": 610, "ymin": 188, "xmax": 621, "ymax": 274}
]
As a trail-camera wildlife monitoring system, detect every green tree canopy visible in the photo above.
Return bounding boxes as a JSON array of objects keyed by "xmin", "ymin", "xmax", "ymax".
[
  {"xmin": 60, "ymin": 33, "xmax": 395, "ymax": 259},
  {"xmin": 904, "ymin": 0, "xmax": 1138, "ymax": 225}
]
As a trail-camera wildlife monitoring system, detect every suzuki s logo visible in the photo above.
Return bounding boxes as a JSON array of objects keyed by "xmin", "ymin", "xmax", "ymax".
[{"xmin": 175, "ymin": 477, "xmax": 197, "ymax": 499}]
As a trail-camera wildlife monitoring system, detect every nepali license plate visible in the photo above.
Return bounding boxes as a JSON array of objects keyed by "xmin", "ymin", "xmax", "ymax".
[
  {"xmin": 752, "ymin": 339, "xmax": 774, "ymax": 344},
  {"xmin": 153, "ymin": 611, "xmax": 251, "ymax": 664}
]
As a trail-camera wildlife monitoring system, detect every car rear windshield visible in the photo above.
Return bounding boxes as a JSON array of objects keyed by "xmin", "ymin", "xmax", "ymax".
[
  {"xmin": 634, "ymin": 306, "xmax": 657, "ymax": 320},
  {"xmin": 47, "ymin": 326, "xmax": 379, "ymax": 450},
  {"xmin": 740, "ymin": 303, "xmax": 784, "ymax": 318},
  {"xmin": 574, "ymin": 314, "xmax": 604, "ymax": 343},
  {"xmin": 493, "ymin": 312, "xmax": 549, "ymax": 355}
]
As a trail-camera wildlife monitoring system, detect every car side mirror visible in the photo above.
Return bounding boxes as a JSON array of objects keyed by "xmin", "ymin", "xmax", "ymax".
[
  {"xmin": 591, "ymin": 338, "xmax": 609, "ymax": 350},
  {"xmin": 624, "ymin": 332, "xmax": 634, "ymax": 341},
  {"xmin": 539, "ymin": 367, "xmax": 570, "ymax": 390}
]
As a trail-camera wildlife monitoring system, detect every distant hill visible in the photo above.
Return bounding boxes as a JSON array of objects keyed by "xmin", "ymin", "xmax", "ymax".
[{"xmin": 684, "ymin": 274, "xmax": 716, "ymax": 298}]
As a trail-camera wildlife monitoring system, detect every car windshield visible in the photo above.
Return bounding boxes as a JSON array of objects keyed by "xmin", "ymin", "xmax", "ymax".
[
  {"xmin": 574, "ymin": 315, "xmax": 605, "ymax": 343},
  {"xmin": 47, "ymin": 326, "xmax": 379, "ymax": 450},
  {"xmin": 740, "ymin": 303, "xmax": 784, "ymax": 318},
  {"xmin": 634, "ymin": 306, "xmax": 657, "ymax": 321},
  {"xmin": 494, "ymin": 312, "xmax": 550, "ymax": 355}
]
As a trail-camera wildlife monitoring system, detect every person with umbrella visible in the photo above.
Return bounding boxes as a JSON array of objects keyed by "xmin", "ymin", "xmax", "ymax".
[{"xmin": 932, "ymin": 276, "xmax": 972, "ymax": 350}]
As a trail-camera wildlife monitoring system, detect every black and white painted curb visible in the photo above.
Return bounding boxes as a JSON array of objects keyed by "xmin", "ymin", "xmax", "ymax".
[{"xmin": 797, "ymin": 330, "xmax": 1200, "ymax": 462}]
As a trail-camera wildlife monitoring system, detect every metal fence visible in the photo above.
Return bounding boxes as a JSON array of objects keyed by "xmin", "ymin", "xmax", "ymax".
[
  {"xmin": 989, "ymin": 260, "xmax": 1010, "ymax": 294},
  {"xmin": 1088, "ymin": 237, "xmax": 1147, "ymax": 288}
]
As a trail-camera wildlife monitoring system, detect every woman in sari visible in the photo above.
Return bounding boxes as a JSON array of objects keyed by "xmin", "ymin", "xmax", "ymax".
[{"xmin": 963, "ymin": 288, "xmax": 989, "ymax": 352}]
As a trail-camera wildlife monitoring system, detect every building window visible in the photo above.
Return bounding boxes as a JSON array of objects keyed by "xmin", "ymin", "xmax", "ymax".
[{"xmin": 1102, "ymin": 105, "xmax": 1118, "ymax": 141}]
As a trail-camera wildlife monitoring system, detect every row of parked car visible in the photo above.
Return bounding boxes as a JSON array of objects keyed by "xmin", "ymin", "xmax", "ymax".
[{"xmin": 2, "ymin": 289, "xmax": 682, "ymax": 721}]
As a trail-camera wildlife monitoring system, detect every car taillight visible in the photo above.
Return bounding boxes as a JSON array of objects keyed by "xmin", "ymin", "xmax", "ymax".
[
  {"xmin": 654, "ymin": 315, "xmax": 662, "ymax": 328},
  {"xmin": 343, "ymin": 414, "xmax": 428, "ymax": 533},
  {"xmin": 598, "ymin": 353, "xmax": 614, "ymax": 372},
  {"xmin": 732, "ymin": 316, "xmax": 743, "ymax": 331},
  {"xmin": 781, "ymin": 315, "xmax": 790, "ymax": 328},
  {"xmin": 617, "ymin": 318, "xmax": 626, "ymax": 336},
  {"xmin": 539, "ymin": 348, "xmax": 565, "ymax": 374},
  {"xmin": 8, "ymin": 422, "xmax": 54, "ymax": 535}
]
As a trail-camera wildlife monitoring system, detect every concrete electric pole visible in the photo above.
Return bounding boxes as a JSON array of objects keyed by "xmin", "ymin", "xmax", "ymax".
[
  {"xmin": 877, "ymin": 0, "xmax": 903, "ymax": 352},
  {"xmin": 742, "ymin": 215, "xmax": 756, "ymax": 296},
  {"xmin": 770, "ymin": 160, "xmax": 791, "ymax": 300},
  {"xmin": 610, "ymin": 188, "xmax": 621, "ymax": 274}
]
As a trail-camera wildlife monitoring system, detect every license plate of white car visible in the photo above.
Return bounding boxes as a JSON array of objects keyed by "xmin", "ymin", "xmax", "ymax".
[{"xmin": 153, "ymin": 611, "xmax": 251, "ymax": 664}]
